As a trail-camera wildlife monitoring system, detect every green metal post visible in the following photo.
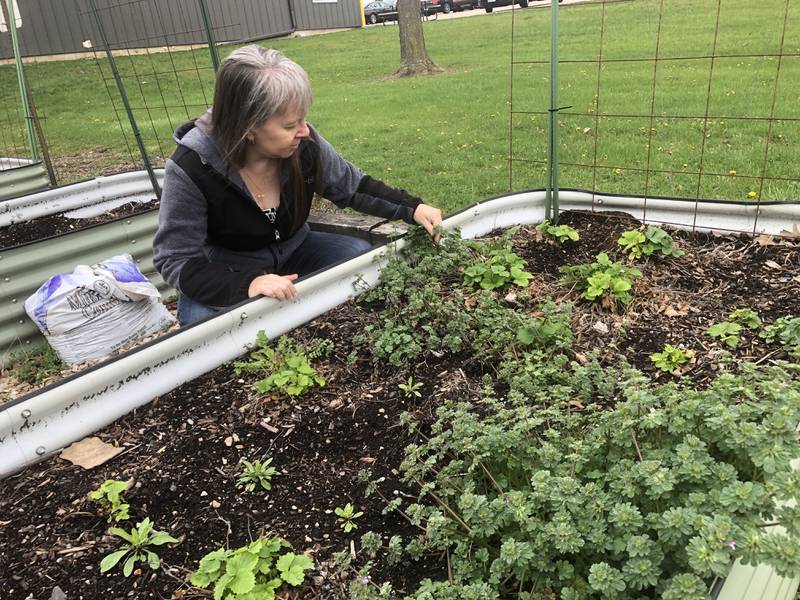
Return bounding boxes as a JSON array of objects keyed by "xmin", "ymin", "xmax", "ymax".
[
  {"xmin": 198, "ymin": 0, "xmax": 220, "ymax": 73},
  {"xmin": 88, "ymin": 0, "xmax": 161, "ymax": 199},
  {"xmin": 5, "ymin": 0, "xmax": 38, "ymax": 162},
  {"xmin": 545, "ymin": 0, "xmax": 560, "ymax": 223}
]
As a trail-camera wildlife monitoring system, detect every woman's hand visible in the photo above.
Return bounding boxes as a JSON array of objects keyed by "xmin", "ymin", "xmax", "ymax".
[
  {"xmin": 413, "ymin": 203, "xmax": 443, "ymax": 242},
  {"xmin": 248, "ymin": 273, "xmax": 299, "ymax": 300}
]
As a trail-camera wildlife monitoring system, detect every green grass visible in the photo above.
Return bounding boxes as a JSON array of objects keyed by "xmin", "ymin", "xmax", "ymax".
[{"xmin": 1, "ymin": 0, "xmax": 798, "ymax": 214}]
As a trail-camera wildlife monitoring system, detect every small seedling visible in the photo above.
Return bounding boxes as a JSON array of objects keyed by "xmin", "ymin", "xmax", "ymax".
[
  {"xmin": 707, "ymin": 321, "xmax": 743, "ymax": 348},
  {"xmin": 398, "ymin": 376, "xmax": 423, "ymax": 398},
  {"xmin": 617, "ymin": 226, "xmax": 684, "ymax": 260},
  {"xmin": 650, "ymin": 344, "xmax": 695, "ymax": 373},
  {"xmin": 100, "ymin": 517, "xmax": 178, "ymax": 576},
  {"xmin": 236, "ymin": 458, "xmax": 277, "ymax": 493},
  {"xmin": 360, "ymin": 531, "xmax": 382, "ymax": 557},
  {"xmin": 89, "ymin": 479, "xmax": 131, "ymax": 523},
  {"xmin": 190, "ymin": 536, "xmax": 313, "ymax": 598},
  {"xmin": 536, "ymin": 220, "xmax": 580, "ymax": 244},
  {"xmin": 728, "ymin": 308, "xmax": 762, "ymax": 330},
  {"xmin": 335, "ymin": 503, "xmax": 363, "ymax": 533}
]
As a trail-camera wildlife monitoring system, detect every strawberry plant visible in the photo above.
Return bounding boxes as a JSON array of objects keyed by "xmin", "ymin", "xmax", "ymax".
[
  {"xmin": 89, "ymin": 479, "xmax": 130, "ymax": 523},
  {"xmin": 728, "ymin": 308, "xmax": 762, "ymax": 329},
  {"xmin": 233, "ymin": 332, "xmax": 331, "ymax": 397},
  {"xmin": 761, "ymin": 316, "xmax": 800, "ymax": 357},
  {"xmin": 536, "ymin": 219, "xmax": 580, "ymax": 244},
  {"xmin": 559, "ymin": 253, "xmax": 642, "ymax": 305},
  {"xmin": 463, "ymin": 248, "xmax": 533, "ymax": 291},
  {"xmin": 617, "ymin": 226, "xmax": 685, "ymax": 260},
  {"xmin": 190, "ymin": 536, "xmax": 313, "ymax": 599},
  {"xmin": 650, "ymin": 344, "xmax": 695, "ymax": 373},
  {"xmin": 236, "ymin": 457, "xmax": 277, "ymax": 493},
  {"xmin": 707, "ymin": 321, "xmax": 743, "ymax": 348},
  {"xmin": 100, "ymin": 517, "xmax": 178, "ymax": 576}
]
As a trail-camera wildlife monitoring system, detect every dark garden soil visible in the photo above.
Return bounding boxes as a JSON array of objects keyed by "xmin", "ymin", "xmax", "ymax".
[
  {"xmin": 1, "ymin": 210, "xmax": 799, "ymax": 600},
  {"xmin": 0, "ymin": 200, "xmax": 159, "ymax": 250}
]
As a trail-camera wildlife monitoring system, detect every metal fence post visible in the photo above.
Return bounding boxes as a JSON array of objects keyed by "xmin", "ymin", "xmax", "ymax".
[
  {"xmin": 87, "ymin": 0, "xmax": 161, "ymax": 199},
  {"xmin": 545, "ymin": 0, "xmax": 560, "ymax": 223},
  {"xmin": 197, "ymin": 0, "xmax": 220, "ymax": 73},
  {"xmin": 4, "ymin": 0, "xmax": 38, "ymax": 162}
]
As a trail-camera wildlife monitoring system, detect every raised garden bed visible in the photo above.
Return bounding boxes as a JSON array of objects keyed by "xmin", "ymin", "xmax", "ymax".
[{"xmin": 1, "ymin": 210, "xmax": 799, "ymax": 600}]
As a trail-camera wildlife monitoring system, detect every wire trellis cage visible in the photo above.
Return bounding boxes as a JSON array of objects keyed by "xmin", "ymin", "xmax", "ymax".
[{"xmin": 508, "ymin": 0, "xmax": 799, "ymax": 235}]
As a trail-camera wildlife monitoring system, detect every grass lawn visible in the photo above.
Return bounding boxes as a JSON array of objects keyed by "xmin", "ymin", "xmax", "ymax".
[{"xmin": 1, "ymin": 0, "xmax": 798, "ymax": 214}]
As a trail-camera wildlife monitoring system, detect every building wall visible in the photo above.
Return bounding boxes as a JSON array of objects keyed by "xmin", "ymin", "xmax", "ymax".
[{"xmin": 0, "ymin": 0, "xmax": 362, "ymax": 60}]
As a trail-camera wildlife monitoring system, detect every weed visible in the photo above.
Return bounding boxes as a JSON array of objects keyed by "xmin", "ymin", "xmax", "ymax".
[
  {"xmin": 100, "ymin": 517, "xmax": 178, "ymax": 576},
  {"xmin": 236, "ymin": 457, "xmax": 277, "ymax": 493},
  {"xmin": 335, "ymin": 503, "xmax": 363, "ymax": 533},
  {"xmin": 89, "ymin": 479, "xmax": 130, "ymax": 523},
  {"xmin": 234, "ymin": 332, "xmax": 331, "ymax": 397},
  {"xmin": 12, "ymin": 345, "xmax": 64, "ymax": 384},
  {"xmin": 398, "ymin": 376, "xmax": 423, "ymax": 398},
  {"xmin": 650, "ymin": 344, "xmax": 695, "ymax": 373},
  {"xmin": 728, "ymin": 308, "xmax": 762, "ymax": 330},
  {"xmin": 463, "ymin": 248, "xmax": 533, "ymax": 291}
]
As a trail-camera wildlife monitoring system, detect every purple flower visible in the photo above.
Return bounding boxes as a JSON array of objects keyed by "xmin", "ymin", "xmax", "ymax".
[
  {"xmin": 358, "ymin": 576, "xmax": 371, "ymax": 585},
  {"xmin": 724, "ymin": 539, "xmax": 736, "ymax": 550}
]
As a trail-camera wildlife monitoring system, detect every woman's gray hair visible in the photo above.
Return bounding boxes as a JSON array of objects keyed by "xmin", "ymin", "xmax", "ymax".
[{"xmin": 211, "ymin": 45, "xmax": 313, "ymax": 167}]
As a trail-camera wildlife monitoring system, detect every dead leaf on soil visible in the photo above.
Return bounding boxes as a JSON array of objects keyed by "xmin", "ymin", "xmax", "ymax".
[
  {"xmin": 780, "ymin": 224, "xmax": 800, "ymax": 238},
  {"xmin": 662, "ymin": 303, "xmax": 690, "ymax": 317},
  {"xmin": 60, "ymin": 437, "xmax": 123, "ymax": 469},
  {"xmin": 765, "ymin": 260, "xmax": 783, "ymax": 271},
  {"xmin": 329, "ymin": 398, "xmax": 343, "ymax": 409},
  {"xmin": 755, "ymin": 234, "xmax": 779, "ymax": 246},
  {"xmin": 360, "ymin": 457, "xmax": 376, "ymax": 464}
]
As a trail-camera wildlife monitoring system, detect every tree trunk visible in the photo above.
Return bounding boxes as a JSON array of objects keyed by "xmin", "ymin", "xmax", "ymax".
[{"xmin": 395, "ymin": 0, "xmax": 442, "ymax": 77}]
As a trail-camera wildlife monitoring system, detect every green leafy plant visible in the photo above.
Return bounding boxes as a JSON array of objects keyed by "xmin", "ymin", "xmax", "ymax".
[
  {"xmin": 236, "ymin": 457, "xmax": 277, "ymax": 493},
  {"xmin": 760, "ymin": 316, "xmax": 800, "ymax": 358},
  {"xmin": 536, "ymin": 219, "xmax": 580, "ymax": 244},
  {"xmin": 707, "ymin": 321, "xmax": 743, "ymax": 348},
  {"xmin": 559, "ymin": 253, "xmax": 643, "ymax": 306},
  {"xmin": 728, "ymin": 308, "xmax": 762, "ymax": 330},
  {"xmin": 360, "ymin": 531, "xmax": 382, "ymax": 558},
  {"xmin": 233, "ymin": 332, "xmax": 331, "ymax": 397},
  {"xmin": 190, "ymin": 536, "xmax": 313, "ymax": 599},
  {"xmin": 463, "ymin": 248, "xmax": 533, "ymax": 291},
  {"xmin": 335, "ymin": 503, "xmax": 364, "ymax": 533},
  {"xmin": 100, "ymin": 517, "xmax": 178, "ymax": 576},
  {"xmin": 399, "ymin": 360, "xmax": 800, "ymax": 597},
  {"xmin": 650, "ymin": 344, "xmax": 695, "ymax": 373},
  {"xmin": 617, "ymin": 226, "xmax": 685, "ymax": 260},
  {"xmin": 398, "ymin": 376, "xmax": 423, "ymax": 398},
  {"xmin": 89, "ymin": 479, "xmax": 131, "ymax": 523}
]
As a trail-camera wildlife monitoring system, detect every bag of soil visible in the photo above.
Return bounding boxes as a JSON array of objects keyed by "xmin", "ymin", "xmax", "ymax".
[{"xmin": 24, "ymin": 254, "xmax": 175, "ymax": 364}]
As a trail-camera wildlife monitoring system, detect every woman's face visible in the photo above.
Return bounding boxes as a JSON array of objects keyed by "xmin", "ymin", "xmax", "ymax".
[{"xmin": 249, "ymin": 108, "xmax": 310, "ymax": 160}]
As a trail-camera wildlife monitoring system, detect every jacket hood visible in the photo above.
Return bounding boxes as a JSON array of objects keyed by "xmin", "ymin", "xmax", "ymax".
[{"xmin": 173, "ymin": 110, "xmax": 231, "ymax": 177}]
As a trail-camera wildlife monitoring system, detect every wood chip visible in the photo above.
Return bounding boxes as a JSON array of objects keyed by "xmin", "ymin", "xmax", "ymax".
[
  {"xmin": 259, "ymin": 420, "xmax": 279, "ymax": 433},
  {"xmin": 360, "ymin": 457, "xmax": 376, "ymax": 464},
  {"xmin": 59, "ymin": 437, "xmax": 123, "ymax": 469},
  {"xmin": 765, "ymin": 260, "xmax": 783, "ymax": 271},
  {"xmin": 224, "ymin": 436, "xmax": 233, "ymax": 447}
]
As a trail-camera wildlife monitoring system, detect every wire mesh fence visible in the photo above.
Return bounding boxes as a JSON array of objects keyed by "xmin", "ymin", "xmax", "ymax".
[{"xmin": 509, "ymin": 0, "xmax": 800, "ymax": 228}]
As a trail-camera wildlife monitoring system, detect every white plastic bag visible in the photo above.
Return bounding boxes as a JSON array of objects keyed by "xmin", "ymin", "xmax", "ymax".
[{"xmin": 24, "ymin": 254, "xmax": 175, "ymax": 364}]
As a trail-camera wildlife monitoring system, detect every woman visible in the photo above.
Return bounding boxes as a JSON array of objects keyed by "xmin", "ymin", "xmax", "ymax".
[{"xmin": 153, "ymin": 45, "xmax": 442, "ymax": 326}]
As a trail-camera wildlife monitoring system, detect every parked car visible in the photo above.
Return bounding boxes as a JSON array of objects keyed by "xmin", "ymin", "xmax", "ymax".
[
  {"xmin": 439, "ymin": 0, "xmax": 479, "ymax": 13},
  {"xmin": 364, "ymin": 0, "xmax": 397, "ymax": 24},
  {"xmin": 476, "ymin": 0, "xmax": 560, "ymax": 12}
]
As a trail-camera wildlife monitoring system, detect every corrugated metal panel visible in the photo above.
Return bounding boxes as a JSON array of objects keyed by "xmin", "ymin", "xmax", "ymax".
[
  {"xmin": 290, "ymin": 0, "xmax": 362, "ymax": 30},
  {"xmin": 0, "ymin": 209, "xmax": 170, "ymax": 367},
  {"xmin": 0, "ymin": 162, "xmax": 50, "ymax": 201},
  {"xmin": 220, "ymin": 0, "xmax": 294, "ymax": 42}
]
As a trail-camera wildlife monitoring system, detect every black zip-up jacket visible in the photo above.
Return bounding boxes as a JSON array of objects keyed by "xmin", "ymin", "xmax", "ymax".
[{"xmin": 153, "ymin": 114, "xmax": 422, "ymax": 307}]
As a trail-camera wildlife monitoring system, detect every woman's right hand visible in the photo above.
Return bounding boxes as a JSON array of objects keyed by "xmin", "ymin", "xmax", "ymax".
[{"xmin": 248, "ymin": 273, "xmax": 299, "ymax": 300}]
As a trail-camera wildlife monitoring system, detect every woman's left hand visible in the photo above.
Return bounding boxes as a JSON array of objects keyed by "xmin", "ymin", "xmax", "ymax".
[{"xmin": 413, "ymin": 203, "xmax": 443, "ymax": 242}]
